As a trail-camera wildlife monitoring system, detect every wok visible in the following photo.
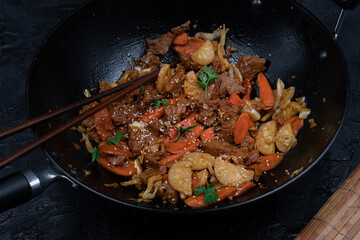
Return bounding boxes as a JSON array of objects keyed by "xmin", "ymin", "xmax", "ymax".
[{"xmin": 0, "ymin": 0, "xmax": 350, "ymax": 213}]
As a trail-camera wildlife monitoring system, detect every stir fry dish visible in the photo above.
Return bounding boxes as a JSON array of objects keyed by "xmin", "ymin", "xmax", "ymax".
[{"xmin": 78, "ymin": 21, "xmax": 311, "ymax": 207}]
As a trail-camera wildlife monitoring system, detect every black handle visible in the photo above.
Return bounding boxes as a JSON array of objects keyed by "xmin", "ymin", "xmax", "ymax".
[
  {"xmin": 0, "ymin": 161, "xmax": 71, "ymax": 212},
  {"xmin": 0, "ymin": 172, "xmax": 32, "ymax": 212},
  {"xmin": 333, "ymin": 0, "xmax": 360, "ymax": 9}
]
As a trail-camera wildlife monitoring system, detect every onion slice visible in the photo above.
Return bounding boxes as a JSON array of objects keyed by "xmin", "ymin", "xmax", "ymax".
[
  {"xmin": 195, "ymin": 28, "xmax": 228, "ymax": 40},
  {"xmin": 273, "ymin": 78, "xmax": 284, "ymax": 110},
  {"xmin": 217, "ymin": 25, "xmax": 230, "ymax": 70}
]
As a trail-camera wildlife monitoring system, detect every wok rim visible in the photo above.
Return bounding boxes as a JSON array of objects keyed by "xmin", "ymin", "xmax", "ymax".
[{"xmin": 25, "ymin": 0, "xmax": 350, "ymax": 214}]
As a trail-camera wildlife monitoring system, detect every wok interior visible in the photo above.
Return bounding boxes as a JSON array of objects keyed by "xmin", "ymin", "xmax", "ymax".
[{"xmin": 27, "ymin": 0, "xmax": 347, "ymax": 211}]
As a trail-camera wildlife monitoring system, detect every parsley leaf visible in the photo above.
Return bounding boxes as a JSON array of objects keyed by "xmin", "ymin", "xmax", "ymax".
[
  {"xmin": 204, "ymin": 192, "xmax": 219, "ymax": 203},
  {"xmin": 194, "ymin": 184, "xmax": 219, "ymax": 203},
  {"xmin": 214, "ymin": 123, "xmax": 221, "ymax": 131},
  {"xmin": 173, "ymin": 124, "xmax": 198, "ymax": 142},
  {"xmin": 138, "ymin": 81, "xmax": 152, "ymax": 94},
  {"xmin": 205, "ymin": 183, "xmax": 217, "ymax": 194},
  {"xmin": 89, "ymin": 147, "xmax": 99, "ymax": 163},
  {"xmin": 138, "ymin": 85, "xmax": 145, "ymax": 94},
  {"xmin": 107, "ymin": 131, "xmax": 125, "ymax": 146},
  {"xmin": 194, "ymin": 185, "xmax": 206, "ymax": 195},
  {"xmin": 153, "ymin": 92, "xmax": 170, "ymax": 109},
  {"xmin": 197, "ymin": 67, "xmax": 219, "ymax": 100}
]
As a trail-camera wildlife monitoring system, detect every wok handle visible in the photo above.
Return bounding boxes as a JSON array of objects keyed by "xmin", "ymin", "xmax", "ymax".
[
  {"xmin": 332, "ymin": 0, "xmax": 360, "ymax": 10},
  {"xmin": 0, "ymin": 167, "xmax": 66, "ymax": 212},
  {"xmin": 0, "ymin": 172, "xmax": 32, "ymax": 211},
  {"xmin": 296, "ymin": 163, "xmax": 360, "ymax": 239}
]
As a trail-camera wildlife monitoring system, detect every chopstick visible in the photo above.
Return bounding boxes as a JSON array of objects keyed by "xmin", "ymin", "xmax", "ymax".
[
  {"xmin": 0, "ymin": 59, "xmax": 179, "ymax": 169},
  {"xmin": 0, "ymin": 78, "xmax": 135, "ymax": 140}
]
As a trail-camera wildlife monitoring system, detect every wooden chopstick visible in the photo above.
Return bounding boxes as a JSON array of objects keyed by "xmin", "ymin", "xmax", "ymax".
[
  {"xmin": 0, "ymin": 59, "xmax": 178, "ymax": 169},
  {"xmin": 0, "ymin": 79, "xmax": 135, "ymax": 140}
]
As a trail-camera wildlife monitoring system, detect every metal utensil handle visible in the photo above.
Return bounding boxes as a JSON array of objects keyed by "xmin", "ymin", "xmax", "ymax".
[
  {"xmin": 332, "ymin": 0, "xmax": 360, "ymax": 39},
  {"xmin": 334, "ymin": 9, "xmax": 346, "ymax": 40}
]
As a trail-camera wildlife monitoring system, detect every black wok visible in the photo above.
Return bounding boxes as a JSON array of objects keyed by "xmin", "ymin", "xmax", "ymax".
[{"xmin": 0, "ymin": 0, "xmax": 350, "ymax": 213}]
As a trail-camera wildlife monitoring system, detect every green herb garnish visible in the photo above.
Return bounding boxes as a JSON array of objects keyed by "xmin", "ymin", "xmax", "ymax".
[
  {"xmin": 173, "ymin": 124, "xmax": 199, "ymax": 142},
  {"xmin": 194, "ymin": 184, "xmax": 219, "ymax": 203},
  {"xmin": 138, "ymin": 85, "xmax": 145, "ymax": 94},
  {"xmin": 107, "ymin": 131, "xmax": 125, "ymax": 146},
  {"xmin": 197, "ymin": 66, "xmax": 219, "ymax": 100},
  {"xmin": 89, "ymin": 147, "xmax": 99, "ymax": 163},
  {"xmin": 214, "ymin": 123, "xmax": 221, "ymax": 131},
  {"xmin": 153, "ymin": 92, "xmax": 170, "ymax": 109}
]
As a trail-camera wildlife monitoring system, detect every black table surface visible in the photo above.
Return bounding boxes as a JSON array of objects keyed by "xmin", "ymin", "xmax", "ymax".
[{"xmin": 0, "ymin": 0, "xmax": 359, "ymax": 239}]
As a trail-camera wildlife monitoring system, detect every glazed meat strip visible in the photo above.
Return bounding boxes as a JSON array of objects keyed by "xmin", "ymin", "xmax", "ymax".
[
  {"xmin": 200, "ymin": 139, "xmax": 249, "ymax": 165},
  {"xmin": 164, "ymin": 98, "xmax": 192, "ymax": 123},
  {"xmin": 198, "ymin": 83, "xmax": 219, "ymax": 102},
  {"xmin": 218, "ymin": 72, "xmax": 246, "ymax": 97},
  {"xmin": 140, "ymin": 51, "xmax": 161, "ymax": 70},
  {"xmin": 171, "ymin": 20, "xmax": 191, "ymax": 35},
  {"xmin": 108, "ymin": 102, "xmax": 140, "ymax": 125},
  {"xmin": 236, "ymin": 55, "xmax": 266, "ymax": 80},
  {"xmin": 146, "ymin": 32, "xmax": 175, "ymax": 56},
  {"xmin": 163, "ymin": 63, "xmax": 186, "ymax": 95},
  {"xmin": 195, "ymin": 99, "xmax": 220, "ymax": 126},
  {"xmin": 178, "ymin": 52, "xmax": 200, "ymax": 70},
  {"xmin": 218, "ymin": 99, "xmax": 241, "ymax": 129},
  {"xmin": 127, "ymin": 123, "xmax": 159, "ymax": 155}
]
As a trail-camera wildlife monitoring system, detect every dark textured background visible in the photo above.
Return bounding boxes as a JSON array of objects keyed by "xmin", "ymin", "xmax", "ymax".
[{"xmin": 0, "ymin": 0, "xmax": 359, "ymax": 239}]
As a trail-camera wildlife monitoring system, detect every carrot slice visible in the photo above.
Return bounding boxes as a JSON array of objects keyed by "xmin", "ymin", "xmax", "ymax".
[
  {"xmin": 257, "ymin": 154, "xmax": 283, "ymax": 171},
  {"xmin": 187, "ymin": 123, "xmax": 204, "ymax": 139},
  {"xmin": 184, "ymin": 186, "xmax": 237, "ymax": 208},
  {"xmin": 166, "ymin": 113, "xmax": 203, "ymax": 154},
  {"xmin": 173, "ymin": 32, "xmax": 188, "ymax": 46},
  {"xmin": 167, "ymin": 126, "xmax": 178, "ymax": 140},
  {"xmin": 174, "ymin": 37, "xmax": 204, "ymax": 54},
  {"xmin": 228, "ymin": 92, "xmax": 242, "ymax": 107},
  {"xmin": 200, "ymin": 125, "xmax": 222, "ymax": 141},
  {"xmin": 248, "ymin": 154, "xmax": 284, "ymax": 172},
  {"xmin": 166, "ymin": 135, "xmax": 198, "ymax": 154},
  {"xmin": 99, "ymin": 142, "xmax": 135, "ymax": 158},
  {"xmin": 140, "ymin": 94, "xmax": 187, "ymax": 123},
  {"xmin": 166, "ymin": 121, "xmax": 203, "ymax": 153},
  {"xmin": 94, "ymin": 108, "xmax": 115, "ymax": 141},
  {"xmin": 166, "ymin": 126, "xmax": 203, "ymax": 154},
  {"xmin": 200, "ymin": 127, "xmax": 216, "ymax": 141},
  {"xmin": 139, "ymin": 106, "xmax": 166, "ymax": 123},
  {"xmin": 191, "ymin": 173, "xmax": 202, "ymax": 190},
  {"xmin": 159, "ymin": 140, "xmax": 200, "ymax": 165},
  {"xmin": 177, "ymin": 112, "xmax": 197, "ymax": 126},
  {"xmin": 98, "ymin": 155, "xmax": 137, "ymax": 176},
  {"xmin": 233, "ymin": 181, "xmax": 256, "ymax": 197},
  {"xmin": 285, "ymin": 116, "xmax": 304, "ymax": 132},
  {"xmin": 257, "ymin": 72, "xmax": 275, "ymax": 110},
  {"xmin": 167, "ymin": 112, "xmax": 198, "ymax": 139},
  {"xmin": 234, "ymin": 113, "xmax": 250, "ymax": 144}
]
